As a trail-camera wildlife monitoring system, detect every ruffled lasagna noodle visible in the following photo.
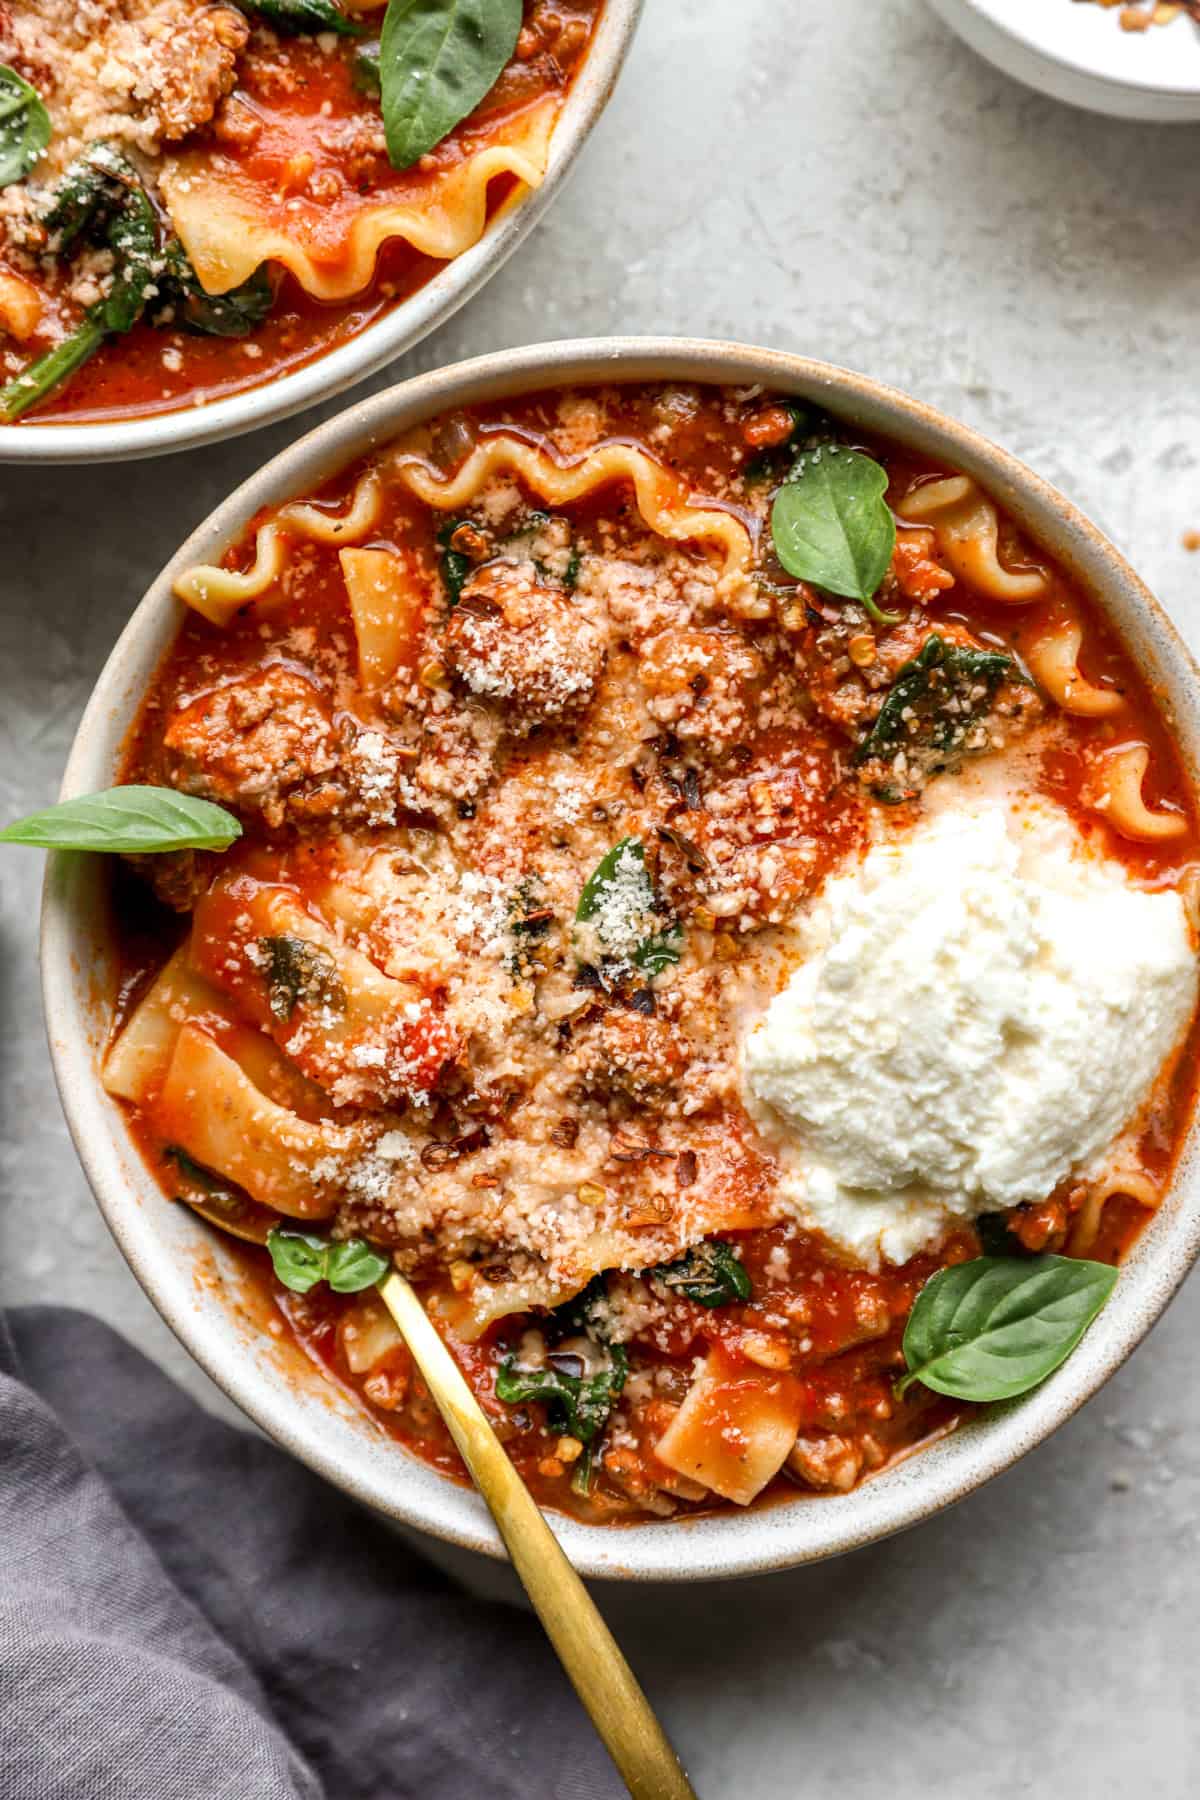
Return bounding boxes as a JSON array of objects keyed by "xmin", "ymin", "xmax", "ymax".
[
  {"xmin": 106, "ymin": 382, "xmax": 1199, "ymax": 1521},
  {"xmin": 160, "ymin": 95, "xmax": 557, "ymax": 302}
]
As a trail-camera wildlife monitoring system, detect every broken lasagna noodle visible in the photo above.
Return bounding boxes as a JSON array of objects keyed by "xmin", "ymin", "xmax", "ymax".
[
  {"xmin": 0, "ymin": 1, "xmax": 600, "ymax": 420},
  {"xmin": 106, "ymin": 383, "xmax": 1199, "ymax": 1520}
]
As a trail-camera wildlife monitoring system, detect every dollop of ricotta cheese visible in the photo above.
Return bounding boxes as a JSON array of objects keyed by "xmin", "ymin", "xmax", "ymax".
[{"xmin": 741, "ymin": 796, "xmax": 1197, "ymax": 1268}]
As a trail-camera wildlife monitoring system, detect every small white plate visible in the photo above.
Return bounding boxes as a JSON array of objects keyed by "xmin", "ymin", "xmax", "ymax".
[{"xmin": 928, "ymin": 0, "xmax": 1200, "ymax": 119}]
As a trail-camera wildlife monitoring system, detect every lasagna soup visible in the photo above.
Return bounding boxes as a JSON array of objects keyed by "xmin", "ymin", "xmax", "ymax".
[
  {"xmin": 104, "ymin": 383, "xmax": 1200, "ymax": 1521},
  {"xmin": 0, "ymin": 2, "xmax": 601, "ymax": 422}
]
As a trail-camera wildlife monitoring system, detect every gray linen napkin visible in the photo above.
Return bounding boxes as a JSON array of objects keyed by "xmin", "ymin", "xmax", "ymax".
[{"xmin": 0, "ymin": 1306, "xmax": 625, "ymax": 1800}]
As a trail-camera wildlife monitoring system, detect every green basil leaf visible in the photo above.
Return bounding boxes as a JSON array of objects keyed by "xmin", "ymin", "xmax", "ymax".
[
  {"xmin": 379, "ymin": 0, "xmax": 522, "ymax": 172},
  {"xmin": 771, "ymin": 446, "xmax": 897, "ymax": 621},
  {"xmin": 495, "ymin": 1343, "xmax": 628, "ymax": 1443},
  {"xmin": 236, "ymin": 0, "xmax": 363, "ymax": 35},
  {"xmin": 898, "ymin": 1254, "xmax": 1119, "ymax": 1403},
  {"xmin": 267, "ymin": 1227, "xmax": 331, "ymax": 1294},
  {"xmin": 267, "ymin": 1227, "xmax": 389, "ymax": 1294},
  {"xmin": 0, "ymin": 786, "xmax": 242, "ymax": 852},
  {"xmin": 326, "ymin": 1239, "xmax": 392, "ymax": 1293},
  {"xmin": 0, "ymin": 65, "xmax": 50, "ymax": 188},
  {"xmin": 651, "ymin": 1241, "xmax": 752, "ymax": 1308}
]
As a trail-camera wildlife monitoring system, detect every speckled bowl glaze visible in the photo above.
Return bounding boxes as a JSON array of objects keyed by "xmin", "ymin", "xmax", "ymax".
[
  {"xmin": 0, "ymin": 1, "xmax": 641, "ymax": 466},
  {"xmin": 928, "ymin": 0, "xmax": 1200, "ymax": 120},
  {"xmin": 41, "ymin": 339, "xmax": 1200, "ymax": 1581}
]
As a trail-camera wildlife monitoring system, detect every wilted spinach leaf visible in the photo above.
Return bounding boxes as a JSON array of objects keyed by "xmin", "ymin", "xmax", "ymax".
[
  {"xmin": 236, "ymin": 0, "xmax": 363, "ymax": 34},
  {"xmin": 160, "ymin": 242, "xmax": 275, "ymax": 337},
  {"xmin": 1, "ymin": 145, "xmax": 161, "ymax": 420},
  {"xmin": 575, "ymin": 838, "xmax": 682, "ymax": 980},
  {"xmin": 650, "ymin": 1240, "xmax": 752, "ymax": 1308},
  {"xmin": 353, "ymin": 40, "xmax": 383, "ymax": 94},
  {"xmin": 495, "ymin": 1342, "xmax": 628, "ymax": 1444},
  {"xmin": 854, "ymin": 633, "xmax": 1018, "ymax": 798},
  {"xmin": 0, "ymin": 65, "xmax": 50, "ymax": 188},
  {"xmin": 438, "ymin": 517, "xmax": 476, "ymax": 606},
  {"xmin": 260, "ymin": 935, "xmax": 346, "ymax": 1023}
]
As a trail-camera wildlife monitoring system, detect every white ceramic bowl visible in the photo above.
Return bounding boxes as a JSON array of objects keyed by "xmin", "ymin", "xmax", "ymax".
[
  {"xmin": 41, "ymin": 338, "xmax": 1200, "ymax": 1581},
  {"xmin": 928, "ymin": 0, "xmax": 1200, "ymax": 119},
  {"xmin": 0, "ymin": 3, "xmax": 641, "ymax": 466}
]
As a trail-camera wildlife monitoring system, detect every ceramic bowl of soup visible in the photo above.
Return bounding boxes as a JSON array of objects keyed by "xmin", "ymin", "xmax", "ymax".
[
  {"xmin": 0, "ymin": 1, "xmax": 641, "ymax": 463},
  {"xmin": 40, "ymin": 338, "xmax": 1200, "ymax": 1580},
  {"xmin": 928, "ymin": 0, "xmax": 1200, "ymax": 119}
]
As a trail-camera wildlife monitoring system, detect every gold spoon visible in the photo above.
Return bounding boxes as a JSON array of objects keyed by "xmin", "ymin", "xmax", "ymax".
[{"xmin": 180, "ymin": 1198, "xmax": 698, "ymax": 1799}]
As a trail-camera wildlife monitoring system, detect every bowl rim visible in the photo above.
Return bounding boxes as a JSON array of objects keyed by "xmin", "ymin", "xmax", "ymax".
[
  {"xmin": 0, "ymin": 0, "xmax": 642, "ymax": 467},
  {"xmin": 40, "ymin": 336, "xmax": 1200, "ymax": 1581},
  {"xmin": 934, "ymin": 0, "xmax": 1200, "ymax": 98}
]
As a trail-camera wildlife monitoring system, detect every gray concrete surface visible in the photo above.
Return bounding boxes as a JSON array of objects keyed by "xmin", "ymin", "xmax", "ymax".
[{"xmin": 3, "ymin": 1, "xmax": 1200, "ymax": 1792}]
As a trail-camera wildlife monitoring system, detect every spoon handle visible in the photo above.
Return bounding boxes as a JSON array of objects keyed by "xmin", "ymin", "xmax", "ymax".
[{"xmin": 378, "ymin": 1272, "xmax": 698, "ymax": 1800}]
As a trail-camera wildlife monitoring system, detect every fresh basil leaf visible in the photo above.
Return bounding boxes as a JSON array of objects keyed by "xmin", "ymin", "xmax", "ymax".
[
  {"xmin": 651, "ymin": 1241, "xmax": 752, "ymax": 1308},
  {"xmin": 854, "ymin": 634, "xmax": 1018, "ymax": 795},
  {"xmin": 260, "ymin": 934, "xmax": 346, "ymax": 1023},
  {"xmin": 267, "ymin": 1227, "xmax": 389, "ymax": 1294},
  {"xmin": 771, "ymin": 446, "xmax": 898, "ymax": 624},
  {"xmin": 0, "ymin": 65, "xmax": 50, "ymax": 188},
  {"xmin": 236, "ymin": 0, "xmax": 363, "ymax": 34},
  {"xmin": 267, "ymin": 1227, "xmax": 331, "ymax": 1294},
  {"xmin": 326, "ymin": 1239, "xmax": 392, "ymax": 1293},
  {"xmin": 898, "ymin": 1254, "xmax": 1119, "ymax": 1403},
  {"xmin": 379, "ymin": 0, "xmax": 522, "ymax": 172},
  {"xmin": 0, "ymin": 786, "xmax": 242, "ymax": 852},
  {"xmin": 495, "ymin": 1342, "xmax": 628, "ymax": 1443},
  {"xmin": 575, "ymin": 837, "xmax": 683, "ymax": 979}
]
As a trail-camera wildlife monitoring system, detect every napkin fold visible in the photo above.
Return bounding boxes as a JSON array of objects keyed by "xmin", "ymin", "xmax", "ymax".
[{"xmin": 0, "ymin": 1306, "xmax": 624, "ymax": 1800}]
